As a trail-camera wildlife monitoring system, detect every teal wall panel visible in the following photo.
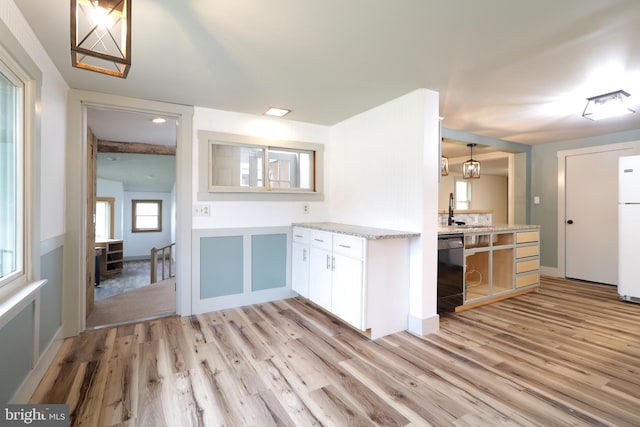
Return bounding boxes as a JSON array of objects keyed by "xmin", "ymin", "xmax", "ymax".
[
  {"xmin": 200, "ymin": 236, "xmax": 243, "ymax": 298},
  {"xmin": 40, "ymin": 247, "xmax": 63, "ymax": 354},
  {"xmin": 251, "ymin": 234, "xmax": 286, "ymax": 291},
  {"xmin": 0, "ymin": 302, "xmax": 34, "ymax": 403}
]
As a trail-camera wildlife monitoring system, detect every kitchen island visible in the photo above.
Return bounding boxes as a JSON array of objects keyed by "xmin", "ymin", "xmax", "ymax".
[{"xmin": 438, "ymin": 224, "xmax": 541, "ymax": 311}]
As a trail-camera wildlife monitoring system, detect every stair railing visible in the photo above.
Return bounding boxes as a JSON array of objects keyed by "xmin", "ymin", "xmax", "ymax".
[{"xmin": 150, "ymin": 242, "xmax": 176, "ymax": 284}]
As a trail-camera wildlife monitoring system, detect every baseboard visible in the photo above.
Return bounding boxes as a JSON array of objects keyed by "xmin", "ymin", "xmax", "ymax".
[
  {"xmin": 540, "ymin": 266, "xmax": 561, "ymax": 278},
  {"xmin": 407, "ymin": 313, "xmax": 440, "ymax": 336},
  {"xmin": 11, "ymin": 326, "xmax": 63, "ymax": 403}
]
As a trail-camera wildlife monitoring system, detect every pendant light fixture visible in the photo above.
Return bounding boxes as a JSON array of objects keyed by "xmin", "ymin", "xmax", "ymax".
[
  {"xmin": 71, "ymin": 0, "xmax": 132, "ymax": 78},
  {"xmin": 462, "ymin": 143, "xmax": 480, "ymax": 179},
  {"xmin": 441, "ymin": 155, "xmax": 449, "ymax": 176}
]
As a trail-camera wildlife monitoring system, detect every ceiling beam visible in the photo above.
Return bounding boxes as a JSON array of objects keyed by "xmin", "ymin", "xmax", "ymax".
[{"xmin": 97, "ymin": 140, "xmax": 176, "ymax": 156}]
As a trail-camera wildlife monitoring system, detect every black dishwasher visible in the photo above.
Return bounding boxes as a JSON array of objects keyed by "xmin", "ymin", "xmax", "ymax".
[{"xmin": 437, "ymin": 234, "xmax": 464, "ymax": 314}]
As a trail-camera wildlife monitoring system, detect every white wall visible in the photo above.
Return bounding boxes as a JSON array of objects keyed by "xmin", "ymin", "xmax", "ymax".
[
  {"xmin": 192, "ymin": 107, "xmax": 331, "ymax": 228},
  {"xmin": 438, "ymin": 174, "xmax": 508, "ymax": 223},
  {"xmin": 329, "ymin": 89, "xmax": 441, "ymax": 335},
  {"xmin": 96, "ymin": 178, "xmax": 124, "ymax": 239},
  {"xmin": 0, "ymin": 2, "xmax": 68, "ymax": 240},
  {"xmin": 123, "ymin": 191, "xmax": 173, "ymax": 258},
  {"xmin": 472, "ymin": 174, "xmax": 507, "ymax": 223},
  {"xmin": 171, "ymin": 182, "xmax": 177, "ymax": 245}
]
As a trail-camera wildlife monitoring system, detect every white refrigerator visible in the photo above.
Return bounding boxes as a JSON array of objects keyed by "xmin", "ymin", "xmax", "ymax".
[{"xmin": 618, "ymin": 154, "xmax": 640, "ymax": 303}]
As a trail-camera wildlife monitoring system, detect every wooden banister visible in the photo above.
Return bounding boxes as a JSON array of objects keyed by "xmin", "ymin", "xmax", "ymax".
[{"xmin": 150, "ymin": 242, "xmax": 176, "ymax": 284}]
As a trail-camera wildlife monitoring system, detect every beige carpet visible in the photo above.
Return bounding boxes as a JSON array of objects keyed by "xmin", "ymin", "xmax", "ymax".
[{"xmin": 87, "ymin": 277, "xmax": 176, "ymax": 328}]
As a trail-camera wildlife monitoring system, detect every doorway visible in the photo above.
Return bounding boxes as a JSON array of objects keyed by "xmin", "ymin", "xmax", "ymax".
[
  {"xmin": 63, "ymin": 90, "xmax": 193, "ymax": 337},
  {"xmin": 86, "ymin": 107, "xmax": 178, "ymax": 328},
  {"xmin": 558, "ymin": 143, "xmax": 635, "ymax": 284}
]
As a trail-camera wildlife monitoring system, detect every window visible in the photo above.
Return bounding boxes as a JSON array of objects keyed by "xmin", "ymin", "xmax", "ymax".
[
  {"xmin": 210, "ymin": 143, "xmax": 315, "ymax": 192},
  {"xmin": 0, "ymin": 63, "xmax": 24, "ymax": 287},
  {"xmin": 132, "ymin": 200, "xmax": 162, "ymax": 232},
  {"xmin": 96, "ymin": 197, "xmax": 115, "ymax": 240},
  {"xmin": 455, "ymin": 179, "xmax": 472, "ymax": 210}
]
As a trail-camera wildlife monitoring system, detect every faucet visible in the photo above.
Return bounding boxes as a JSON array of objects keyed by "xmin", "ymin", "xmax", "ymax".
[{"xmin": 448, "ymin": 192, "xmax": 454, "ymax": 225}]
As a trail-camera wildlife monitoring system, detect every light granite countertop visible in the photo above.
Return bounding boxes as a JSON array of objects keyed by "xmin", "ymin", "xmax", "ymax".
[
  {"xmin": 438, "ymin": 224, "xmax": 541, "ymax": 234},
  {"xmin": 293, "ymin": 222, "xmax": 420, "ymax": 240}
]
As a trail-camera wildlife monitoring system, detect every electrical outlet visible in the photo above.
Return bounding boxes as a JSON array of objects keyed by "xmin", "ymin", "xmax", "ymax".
[
  {"xmin": 194, "ymin": 204, "xmax": 210, "ymax": 216},
  {"xmin": 303, "ymin": 204, "xmax": 309, "ymax": 214}
]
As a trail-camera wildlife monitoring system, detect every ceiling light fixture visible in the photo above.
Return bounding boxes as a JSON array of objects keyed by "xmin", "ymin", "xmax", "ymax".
[
  {"xmin": 462, "ymin": 143, "xmax": 480, "ymax": 179},
  {"xmin": 151, "ymin": 117, "xmax": 166, "ymax": 124},
  {"xmin": 264, "ymin": 107, "xmax": 291, "ymax": 117},
  {"xmin": 71, "ymin": 0, "xmax": 132, "ymax": 78},
  {"xmin": 582, "ymin": 89, "xmax": 635, "ymax": 121}
]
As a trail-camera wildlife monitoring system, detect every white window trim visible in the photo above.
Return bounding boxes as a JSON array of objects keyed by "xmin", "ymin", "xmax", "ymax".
[
  {"xmin": 0, "ymin": 31, "xmax": 41, "ymax": 319},
  {"xmin": 0, "ymin": 50, "xmax": 34, "ymax": 302}
]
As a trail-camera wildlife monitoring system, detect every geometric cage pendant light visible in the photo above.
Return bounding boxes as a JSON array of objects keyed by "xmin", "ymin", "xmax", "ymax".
[
  {"xmin": 462, "ymin": 143, "xmax": 480, "ymax": 179},
  {"xmin": 71, "ymin": 0, "xmax": 132, "ymax": 78},
  {"xmin": 582, "ymin": 89, "xmax": 635, "ymax": 121}
]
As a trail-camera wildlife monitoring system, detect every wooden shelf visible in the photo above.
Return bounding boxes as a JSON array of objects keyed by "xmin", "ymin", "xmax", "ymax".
[
  {"xmin": 96, "ymin": 239, "xmax": 124, "ymax": 276},
  {"xmin": 463, "ymin": 228, "xmax": 540, "ymax": 308}
]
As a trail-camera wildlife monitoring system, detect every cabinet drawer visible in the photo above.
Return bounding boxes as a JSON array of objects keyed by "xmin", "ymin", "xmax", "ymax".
[
  {"xmin": 516, "ymin": 231, "xmax": 539, "ymax": 244},
  {"xmin": 516, "ymin": 272, "xmax": 539, "ymax": 288},
  {"xmin": 516, "ymin": 245, "xmax": 539, "ymax": 258},
  {"xmin": 310, "ymin": 230, "xmax": 332, "ymax": 251},
  {"xmin": 333, "ymin": 234, "xmax": 364, "ymax": 259},
  {"xmin": 292, "ymin": 227, "xmax": 310, "ymax": 244},
  {"xmin": 516, "ymin": 259, "xmax": 539, "ymax": 274}
]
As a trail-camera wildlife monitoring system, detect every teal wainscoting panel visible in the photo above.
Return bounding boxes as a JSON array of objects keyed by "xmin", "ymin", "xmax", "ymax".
[
  {"xmin": 251, "ymin": 233, "xmax": 287, "ymax": 291},
  {"xmin": 40, "ymin": 247, "xmax": 63, "ymax": 354},
  {"xmin": 0, "ymin": 302, "xmax": 34, "ymax": 402},
  {"xmin": 200, "ymin": 236, "xmax": 244, "ymax": 299}
]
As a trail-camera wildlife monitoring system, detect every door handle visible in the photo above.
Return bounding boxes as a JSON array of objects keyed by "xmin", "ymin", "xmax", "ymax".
[
  {"xmin": 566, "ymin": 219, "xmax": 574, "ymax": 224},
  {"xmin": 326, "ymin": 254, "xmax": 331, "ymax": 270}
]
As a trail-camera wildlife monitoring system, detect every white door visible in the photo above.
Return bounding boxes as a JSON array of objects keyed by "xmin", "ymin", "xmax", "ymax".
[{"xmin": 565, "ymin": 149, "xmax": 628, "ymax": 284}]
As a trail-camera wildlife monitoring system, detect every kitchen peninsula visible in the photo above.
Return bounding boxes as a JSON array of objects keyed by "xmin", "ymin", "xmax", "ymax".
[
  {"xmin": 438, "ymin": 224, "xmax": 541, "ymax": 312},
  {"xmin": 292, "ymin": 222, "xmax": 419, "ymax": 339}
]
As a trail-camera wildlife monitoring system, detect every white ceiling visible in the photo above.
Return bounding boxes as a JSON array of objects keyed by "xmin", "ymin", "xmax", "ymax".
[{"xmin": 14, "ymin": 0, "xmax": 640, "ymax": 146}]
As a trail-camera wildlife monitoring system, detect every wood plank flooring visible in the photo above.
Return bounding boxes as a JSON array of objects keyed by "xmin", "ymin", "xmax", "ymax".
[{"xmin": 31, "ymin": 277, "xmax": 640, "ymax": 426}]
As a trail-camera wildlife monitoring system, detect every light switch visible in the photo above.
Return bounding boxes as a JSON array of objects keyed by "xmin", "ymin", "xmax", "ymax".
[{"xmin": 534, "ymin": 196, "xmax": 540, "ymax": 205}]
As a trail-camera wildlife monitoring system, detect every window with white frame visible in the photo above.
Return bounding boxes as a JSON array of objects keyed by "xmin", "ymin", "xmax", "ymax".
[
  {"xmin": 455, "ymin": 179, "xmax": 472, "ymax": 210},
  {"xmin": 0, "ymin": 62, "xmax": 24, "ymax": 287}
]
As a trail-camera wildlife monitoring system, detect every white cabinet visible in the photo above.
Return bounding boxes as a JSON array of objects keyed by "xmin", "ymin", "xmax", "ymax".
[
  {"xmin": 329, "ymin": 233, "xmax": 365, "ymax": 329},
  {"xmin": 293, "ymin": 224, "xmax": 412, "ymax": 339},
  {"xmin": 308, "ymin": 230, "xmax": 335, "ymax": 311},
  {"xmin": 291, "ymin": 227, "xmax": 310, "ymax": 297},
  {"xmin": 309, "ymin": 229, "xmax": 365, "ymax": 328}
]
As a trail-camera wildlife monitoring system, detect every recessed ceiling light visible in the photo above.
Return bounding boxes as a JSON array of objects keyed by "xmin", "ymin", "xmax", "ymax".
[
  {"xmin": 264, "ymin": 107, "xmax": 291, "ymax": 117},
  {"xmin": 151, "ymin": 117, "xmax": 166, "ymax": 124}
]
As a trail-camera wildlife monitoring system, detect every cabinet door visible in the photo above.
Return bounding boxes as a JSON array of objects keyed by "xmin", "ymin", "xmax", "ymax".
[
  {"xmin": 291, "ymin": 241, "xmax": 309, "ymax": 297},
  {"xmin": 331, "ymin": 254, "xmax": 364, "ymax": 329},
  {"xmin": 309, "ymin": 247, "xmax": 333, "ymax": 310}
]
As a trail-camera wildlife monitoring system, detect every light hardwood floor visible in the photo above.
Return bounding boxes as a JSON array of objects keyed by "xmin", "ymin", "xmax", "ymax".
[{"xmin": 31, "ymin": 277, "xmax": 640, "ymax": 426}]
